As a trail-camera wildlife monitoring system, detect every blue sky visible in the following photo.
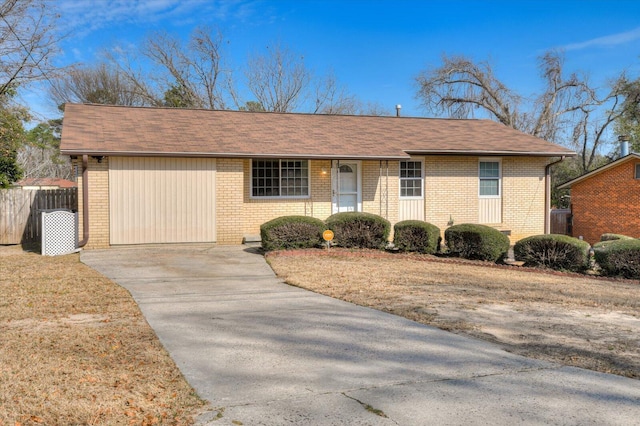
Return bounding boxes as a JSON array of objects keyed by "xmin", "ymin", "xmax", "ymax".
[{"xmin": 27, "ymin": 0, "xmax": 640, "ymax": 120}]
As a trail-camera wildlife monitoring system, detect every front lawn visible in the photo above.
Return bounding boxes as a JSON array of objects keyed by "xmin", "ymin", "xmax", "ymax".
[
  {"xmin": 0, "ymin": 247, "xmax": 205, "ymax": 425},
  {"xmin": 267, "ymin": 249, "xmax": 640, "ymax": 379}
]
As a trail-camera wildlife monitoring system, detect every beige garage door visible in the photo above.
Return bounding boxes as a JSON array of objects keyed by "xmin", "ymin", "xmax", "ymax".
[{"xmin": 109, "ymin": 157, "xmax": 216, "ymax": 244}]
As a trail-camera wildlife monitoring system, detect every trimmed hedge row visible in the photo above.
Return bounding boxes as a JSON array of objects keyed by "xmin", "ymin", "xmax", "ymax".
[
  {"xmin": 260, "ymin": 216, "xmax": 325, "ymax": 251},
  {"xmin": 444, "ymin": 224, "xmax": 510, "ymax": 262},
  {"xmin": 261, "ymin": 213, "xmax": 391, "ymax": 251},
  {"xmin": 599, "ymin": 233, "xmax": 634, "ymax": 242},
  {"xmin": 261, "ymin": 216, "xmax": 639, "ymax": 279},
  {"xmin": 594, "ymin": 239, "xmax": 640, "ymax": 279},
  {"xmin": 514, "ymin": 234, "xmax": 590, "ymax": 272},
  {"xmin": 393, "ymin": 220, "xmax": 441, "ymax": 254},
  {"xmin": 593, "ymin": 233, "xmax": 635, "ymax": 250},
  {"xmin": 325, "ymin": 212, "xmax": 391, "ymax": 249}
]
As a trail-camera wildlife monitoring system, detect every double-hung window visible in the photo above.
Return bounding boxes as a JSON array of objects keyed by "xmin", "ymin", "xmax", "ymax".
[
  {"xmin": 251, "ymin": 159, "xmax": 309, "ymax": 198},
  {"xmin": 635, "ymin": 163, "xmax": 640, "ymax": 179},
  {"xmin": 400, "ymin": 160, "xmax": 423, "ymax": 198},
  {"xmin": 479, "ymin": 160, "xmax": 501, "ymax": 197}
]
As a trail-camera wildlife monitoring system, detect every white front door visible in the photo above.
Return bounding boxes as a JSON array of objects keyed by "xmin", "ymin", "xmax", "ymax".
[{"xmin": 332, "ymin": 161, "xmax": 361, "ymax": 213}]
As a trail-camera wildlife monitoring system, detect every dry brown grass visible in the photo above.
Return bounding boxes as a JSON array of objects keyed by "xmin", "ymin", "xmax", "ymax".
[
  {"xmin": 0, "ymin": 248, "xmax": 205, "ymax": 425},
  {"xmin": 267, "ymin": 249, "xmax": 640, "ymax": 379}
]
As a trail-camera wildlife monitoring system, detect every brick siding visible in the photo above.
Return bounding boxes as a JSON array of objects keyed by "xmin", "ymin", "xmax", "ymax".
[
  {"xmin": 75, "ymin": 156, "xmax": 110, "ymax": 249},
  {"xmin": 423, "ymin": 156, "xmax": 547, "ymax": 243},
  {"xmin": 502, "ymin": 157, "xmax": 548, "ymax": 241},
  {"xmin": 571, "ymin": 159, "xmax": 640, "ymax": 244},
  {"xmin": 77, "ymin": 155, "xmax": 549, "ymax": 247}
]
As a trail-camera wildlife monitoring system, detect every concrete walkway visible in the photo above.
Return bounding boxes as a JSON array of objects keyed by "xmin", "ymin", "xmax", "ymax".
[{"xmin": 81, "ymin": 245, "xmax": 640, "ymax": 425}]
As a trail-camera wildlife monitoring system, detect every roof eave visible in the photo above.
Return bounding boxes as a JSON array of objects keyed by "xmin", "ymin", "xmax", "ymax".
[
  {"xmin": 59, "ymin": 149, "xmax": 410, "ymax": 161},
  {"xmin": 61, "ymin": 148, "xmax": 576, "ymax": 159},
  {"xmin": 404, "ymin": 149, "xmax": 577, "ymax": 157}
]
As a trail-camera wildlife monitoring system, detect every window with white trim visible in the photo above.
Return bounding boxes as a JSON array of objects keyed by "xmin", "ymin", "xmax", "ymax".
[
  {"xmin": 479, "ymin": 160, "xmax": 501, "ymax": 197},
  {"xmin": 400, "ymin": 160, "xmax": 423, "ymax": 198},
  {"xmin": 635, "ymin": 163, "xmax": 640, "ymax": 179},
  {"xmin": 251, "ymin": 159, "xmax": 309, "ymax": 197}
]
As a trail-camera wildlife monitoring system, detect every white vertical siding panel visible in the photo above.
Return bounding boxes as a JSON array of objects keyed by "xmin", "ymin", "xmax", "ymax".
[
  {"xmin": 149, "ymin": 158, "xmax": 157, "ymax": 242},
  {"xmin": 164, "ymin": 158, "xmax": 173, "ymax": 242},
  {"xmin": 193, "ymin": 159, "xmax": 202, "ymax": 241},
  {"xmin": 143, "ymin": 157, "xmax": 151, "ymax": 243},
  {"xmin": 109, "ymin": 157, "xmax": 216, "ymax": 244},
  {"xmin": 479, "ymin": 198, "xmax": 502, "ymax": 224},
  {"xmin": 174, "ymin": 158, "xmax": 182, "ymax": 242},
  {"xmin": 131, "ymin": 157, "xmax": 140, "ymax": 243},
  {"xmin": 158, "ymin": 160, "xmax": 166, "ymax": 241},
  {"xmin": 179, "ymin": 158, "xmax": 187, "ymax": 241},
  {"xmin": 187, "ymin": 159, "xmax": 195, "ymax": 240},
  {"xmin": 183, "ymin": 159, "xmax": 189, "ymax": 242},
  {"xmin": 130, "ymin": 158, "xmax": 138, "ymax": 241},
  {"xmin": 398, "ymin": 199, "xmax": 425, "ymax": 221},
  {"xmin": 136, "ymin": 157, "xmax": 146, "ymax": 243}
]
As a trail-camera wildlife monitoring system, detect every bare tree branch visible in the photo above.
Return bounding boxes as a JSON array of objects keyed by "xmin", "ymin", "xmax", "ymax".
[
  {"xmin": 614, "ymin": 77, "xmax": 640, "ymax": 150},
  {"xmin": 416, "ymin": 50, "xmax": 628, "ymax": 173},
  {"xmin": 416, "ymin": 55, "xmax": 521, "ymax": 126},
  {"xmin": 0, "ymin": 0, "xmax": 61, "ymax": 99},
  {"xmin": 244, "ymin": 44, "xmax": 311, "ymax": 113},
  {"xmin": 48, "ymin": 62, "xmax": 149, "ymax": 106},
  {"xmin": 312, "ymin": 71, "xmax": 359, "ymax": 115},
  {"xmin": 106, "ymin": 26, "xmax": 231, "ymax": 109}
]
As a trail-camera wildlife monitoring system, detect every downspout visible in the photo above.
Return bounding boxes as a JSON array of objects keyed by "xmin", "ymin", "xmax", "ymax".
[
  {"xmin": 78, "ymin": 155, "xmax": 89, "ymax": 248},
  {"xmin": 544, "ymin": 156, "xmax": 565, "ymax": 234}
]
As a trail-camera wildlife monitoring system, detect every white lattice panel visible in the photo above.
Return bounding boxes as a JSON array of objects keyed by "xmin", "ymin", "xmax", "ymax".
[{"xmin": 41, "ymin": 210, "xmax": 78, "ymax": 256}]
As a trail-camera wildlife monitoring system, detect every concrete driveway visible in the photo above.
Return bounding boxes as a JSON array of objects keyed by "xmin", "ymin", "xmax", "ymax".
[{"xmin": 81, "ymin": 245, "xmax": 640, "ymax": 425}]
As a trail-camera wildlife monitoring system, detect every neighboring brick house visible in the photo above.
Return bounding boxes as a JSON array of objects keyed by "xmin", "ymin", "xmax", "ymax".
[
  {"xmin": 558, "ymin": 153, "xmax": 640, "ymax": 244},
  {"xmin": 59, "ymin": 103, "xmax": 575, "ymax": 249}
]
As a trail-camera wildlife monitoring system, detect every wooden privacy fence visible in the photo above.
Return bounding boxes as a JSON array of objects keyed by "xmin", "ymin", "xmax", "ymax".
[
  {"xmin": 550, "ymin": 208, "xmax": 572, "ymax": 236},
  {"xmin": 0, "ymin": 188, "xmax": 78, "ymax": 245}
]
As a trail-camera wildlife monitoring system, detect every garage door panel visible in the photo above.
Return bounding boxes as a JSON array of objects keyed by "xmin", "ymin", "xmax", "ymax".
[{"xmin": 109, "ymin": 157, "xmax": 216, "ymax": 244}]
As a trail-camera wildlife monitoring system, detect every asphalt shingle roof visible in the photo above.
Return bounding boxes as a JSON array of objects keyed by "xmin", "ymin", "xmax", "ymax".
[{"xmin": 60, "ymin": 103, "xmax": 576, "ymax": 159}]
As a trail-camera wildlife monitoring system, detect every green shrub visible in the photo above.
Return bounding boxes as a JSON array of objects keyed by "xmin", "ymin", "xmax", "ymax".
[
  {"xmin": 594, "ymin": 234, "xmax": 636, "ymax": 250},
  {"xmin": 513, "ymin": 234, "xmax": 590, "ymax": 272},
  {"xmin": 325, "ymin": 212, "xmax": 390, "ymax": 249},
  {"xmin": 393, "ymin": 220, "xmax": 441, "ymax": 254},
  {"xmin": 593, "ymin": 240, "xmax": 616, "ymax": 250},
  {"xmin": 444, "ymin": 224, "xmax": 510, "ymax": 262},
  {"xmin": 260, "ymin": 215, "xmax": 325, "ymax": 251},
  {"xmin": 594, "ymin": 239, "xmax": 640, "ymax": 279},
  {"xmin": 600, "ymin": 233, "xmax": 634, "ymax": 242}
]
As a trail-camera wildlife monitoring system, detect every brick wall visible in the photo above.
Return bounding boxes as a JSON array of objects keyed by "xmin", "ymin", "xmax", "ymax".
[
  {"xmin": 571, "ymin": 159, "xmax": 640, "ymax": 244},
  {"xmin": 423, "ymin": 156, "xmax": 547, "ymax": 243},
  {"xmin": 77, "ymin": 155, "xmax": 550, "ymax": 247},
  {"xmin": 502, "ymin": 157, "xmax": 547, "ymax": 241},
  {"xmin": 424, "ymin": 156, "xmax": 479, "ymax": 229},
  {"xmin": 215, "ymin": 159, "xmax": 401, "ymax": 244},
  {"xmin": 216, "ymin": 156, "xmax": 547, "ymax": 245},
  {"xmin": 362, "ymin": 160, "xmax": 399, "ymax": 225},
  {"xmin": 75, "ymin": 156, "xmax": 110, "ymax": 249},
  {"xmin": 215, "ymin": 158, "xmax": 245, "ymax": 244},
  {"xmin": 215, "ymin": 159, "xmax": 333, "ymax": 244}
]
